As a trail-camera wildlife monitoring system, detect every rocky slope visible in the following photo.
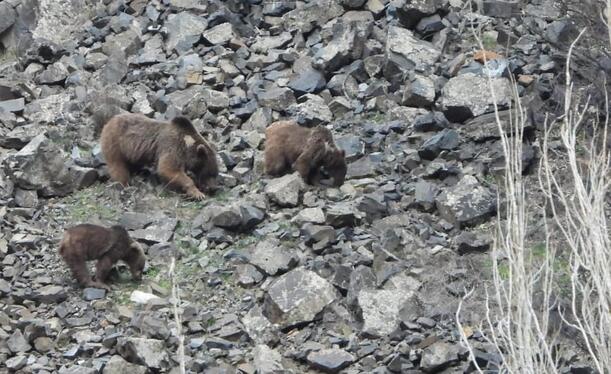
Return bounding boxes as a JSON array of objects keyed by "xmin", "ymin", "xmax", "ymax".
[{"xmin": 0, "ymin": 0, "xmax": 609, "ymax": 373}]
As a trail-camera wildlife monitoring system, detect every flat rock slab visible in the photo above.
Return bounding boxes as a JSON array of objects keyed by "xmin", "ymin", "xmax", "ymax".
[
  {"xmin": 263, "ymin": 268, "xmax": 338, "ymax": 329},
  {"xmin": 247, "ymin": 239, "xmax": 299, "ymax": 276},
  {"xmin": 307, "ymin": 348, "xmax": 355, "ymax": 373},
  {"xmin": 117, "ymin": 337, "xmax": 169, "ymax": 370},
  {"xmin": 435, "ymin": 175, "xmax": 497, "ymax": 227},
  {"xmin": 265, "ymin": 173, "xmax": 304, "ymax": 207}
]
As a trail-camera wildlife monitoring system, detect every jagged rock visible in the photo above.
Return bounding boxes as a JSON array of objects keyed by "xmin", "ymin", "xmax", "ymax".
[
  {"xmin": 265, "ymin": 173, "xmax": 304, "ymax": 207},
  {"xmin": 117, "ymin": 337, "xmax": 169, "ymax": 370},
  {"xmin": 23, "ymin": 93, "xmax": 71, "ymax": 124},
  {"xmin": 436, "ymin": 175, "xmax": 497, "ymax": 227},
  {"xmin": 402, "ymin": 74, "xmax": 435, "ymax": 107},
  {"xmin": 37, "ymin": 61, "xmax": 69, "ymax": 84},
  {"xmin": 418, "ymin": 129, "xmax": 460, "ymax": 160},
  {"xmin": 247, "ymin": 239, "xmax": 299, "ymax": 276},
  {"xmin": 0, "ymin": 124, "xmax": 45, "ymax": 150},
  {"xmin": 288, "ymin": 94, "xmax": 333, "ymax": 125},
  {"xmin": 545, "ymin": 20, "xmax": 576, "ymax": 45},
  {"xmin": 256, "ymin": 87, "xmax": 296, "ymax": 112},
  {"xmin": 31, "ymin": 285, "xmax": 67, "ymax": 304},
  {"xmin": 288, "ymin": 67, "xmax": 326, "ymax": 95},
  {"xmin": 242, "ymin": 306, "xmax": 278, "ymax": 344},
  {"xmin": 8, "ymin": 330, "xmax": 31, "ymax": 353},
  {"xmin": 130, "ymin": 216, "xmax": 177, "ymax": 244},
  {"xmin": 313, "ymin": 20, "xmax": 368, "ymax": 71},
  {"xmin": 439, "ymin": 73, "xmax": 513, "ymax": 122},
  {"xmin": 481, "ymin": 0, "xmax": 520, "ymax": 17},
  {"xmin": 420, "ymin": 342, "xmax": 460, "ymax": 372},
  {"xmin": 307, "ymin": 348, "xmax": 356, "ymax": 373},
  {"xmin": 165, "ymin": 13, "xmax": 207, "ymax": 53},
  {"xmin": 6, "ymin": 355, "xmax": 27, "ymax": 370},
  {"xmin": 335, "ymin": 135, "xmax": 365, "ymax": 162},
  {"xmin": 251, "ymin": 32, "xmax": 292, "ymax": 53},
  {"xmin": 326, "ymin": 202, "xmax": 358, "ymax": 227},
  {"xmin": 302, "ymin": 224, "xmax": 337, "ymax": 249},
  {"xmin": 292, "ymin": 207, "xmax": 326, "ymax": 225},
  {"xmin": 347, "ymin": 155, "xmax": 380, "ymax": 179},
  {"xmin": 203, "ymin": 23, "xmax": 235, "ymax": 45},
  {"xmin": 103, "ymin": 355, "xmax": 147, "ymax": 374},
  {"xmin": 253, "ymin": 345, "xmax": 285, "ymax": 374},
  {"xmin": 454, "ymin": 231, "xmax": 492, "ymax": 254},
  {"xmin": 236, "ymin": 264, "xmax": 264, "ymax": 287},
  {"xmin": 358, "ymin": 289, "xmax": 411, "ymax": 337},
  {"xmin": 0, "ymin": 2, "xmax": 16, "ymax": 34},
  {"xmin": 414, "ymin": 180, "xmax": 439, "ymax": 211},
  {"xmin": 263, "ymin": 268, "xmax": 338, "ymax": 328},
  {"xmin": 395, "ymin": 0, "xmax": 442, "ymax": 28},
  {"xmin": 386, "ymin": 26, "xmax": 441, "ymax": 73},
  {"xmin": 103, "ymin": 29, "xmax": 142, "ymax": 57},
  {"xmin": 283, "ymin": 0, "xmax": 344, "ymax": 33}
]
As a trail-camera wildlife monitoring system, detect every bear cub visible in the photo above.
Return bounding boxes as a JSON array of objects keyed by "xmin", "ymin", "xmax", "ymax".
[
  {"xmin": 100, "ymin": 113, "xmax": 219, "ymax": 200},
  {"xmin": 58, "ymin": 224, "xmax": 145, "ymax": 290},
  {"xmin": 265, "ymin": 120, "xmax": 347, "ymax": 187}
]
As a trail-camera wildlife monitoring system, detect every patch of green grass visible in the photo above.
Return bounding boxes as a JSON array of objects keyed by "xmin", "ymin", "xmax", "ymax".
[
  {"xmin": 232, "ymin": 236, "xmax": 257, "ymax": 250},
  {"xmin": 0, "ymin": 48, "xmax": 16, "ymax": 64},
  {"xmin": 146, "ymin": 265, "xmax": 161, "ymax": 278},
  {"xmin": 366, "ymin": 112, "xmax": 387, "ymax": 123},
  {"xmin": 62, "ymin": 184, "xmax": 119, "ymax": 223},
  {"xmin": 211, "ymin": 190, "xmax": 231, "ymax": 203},
  {"xmin": 482, "ymin": 34, "xmax": 497, "ymax": 50},
  {"xmin": 157, "ymin": 278, "xmax": 171, "ymax": 290}
]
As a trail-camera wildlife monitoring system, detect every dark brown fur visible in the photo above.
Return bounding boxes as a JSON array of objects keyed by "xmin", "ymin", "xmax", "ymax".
[
  {"xmin": 100, "ymin": 114, "xmax": 219, "ymax": 200},
  {"xmin": 58, "ymin": 224, "xmax": 146, "ymax": 290},
  {"xmin": 265, "ymin": 120, "xmax": 347, "ymax": 187}
]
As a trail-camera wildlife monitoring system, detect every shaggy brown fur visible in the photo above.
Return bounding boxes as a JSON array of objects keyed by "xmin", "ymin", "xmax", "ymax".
[
  {"xmin": 58, "ymin": 224, "xmax": 145, "ymax": 290},
  {"xmin": 265, "ymin": 120, "xmax": 347, "ymax": 187},
  {"xmin": 100, "ymin": 114, "xmax": 219, "ymax": 200}
]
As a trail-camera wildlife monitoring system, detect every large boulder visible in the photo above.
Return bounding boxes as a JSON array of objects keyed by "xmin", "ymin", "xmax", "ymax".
[
  {"xmin": 263, "ymin": 268, "xmax": 338, "ymax": 329},
  {"xmin": 435, "ymin": 175, "xmax": 497, "ymax": 227}
]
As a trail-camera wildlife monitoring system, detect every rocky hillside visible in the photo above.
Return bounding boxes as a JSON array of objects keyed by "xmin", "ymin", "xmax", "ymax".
[{"xmin": 0, "ymin": 0, "xmax": 609, "ymax": 373}]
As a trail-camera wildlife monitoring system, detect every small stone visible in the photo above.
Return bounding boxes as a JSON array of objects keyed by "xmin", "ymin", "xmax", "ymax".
[
  {"xmin": 32, "ymin": 285, "xmax": 68, "ymax": 304},
  {"xmin": 103, "ymin": 355, "xmax": 147, "ymax": 374},
  {"xmin": 202, "ymin": 23, "xmax": 235, "ymax": 45},
  {"xmin": 83, "ymin": 287, "xmax": 106, "ymax": 301},
  {"xmin": 481, "ymin": 0, "xmax": 519, "ymax": 17},
  {"xmin": 256, "ymin": 87, "xmax": 296, "ymax": 112},
  {"xmin": 358, "ymin": 289, "xmax": 412, "ymax": 337},
  {"xmin": 130, "ymin": 290, "xmax": 163, "ymax": 304},
  {"xmin": 8, "ymin": 330, "xmax": 31, "ymax": 353},
  {"xmin": 6, "ymin": 355, "xmax": 27, "ymax": 370},
  {"xmin": 418, "ymin": 129, "xmax": 461, "ymax": 160},
  {"xmin": 420, "ymin": 342, "xmax": 460, "ymax": 372},
  {"xmin": 265, "ymin": 173, "xmax": 304, "ymax": 207},
  {"xmin": 307, "ymin": 348, "xmax": 355, "ymax": 373},
  {"xmin": 117, "ymin": 337, "xmax": 169, "ymax": 370},
  {"xmin": 253, "ymin": 345, "xmax": 285, "ymax": 373},
  {"xmin": 435, "ymin": 175, "xmax": 497, "ymax": 227},
  {"xmin": 247, "ymin": 239, "xmax": 299, "ymax": 276}
]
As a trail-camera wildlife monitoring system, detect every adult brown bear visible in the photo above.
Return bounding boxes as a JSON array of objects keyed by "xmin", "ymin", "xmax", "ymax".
[
  {"xmin": 264, "ymin": 120, "xmax": 346, "ymax": 187},
  {"xmin": 100, "ymin": 114, "xmax": 218, "ymax": 199}
]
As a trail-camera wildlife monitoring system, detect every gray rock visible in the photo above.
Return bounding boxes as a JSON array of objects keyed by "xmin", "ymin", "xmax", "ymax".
[
  {"xmin": 59, "ymin": 365, "xmax": 97, "ymax": 374},
  {"xmin": 38, "ymin": 61, "xmax": 69, "ymax": 84},
  {"xmin": 347, "ymin": 155, "xmax": 379, "ymax": 179},
  {"xmin": 307, "ymin": 348, "xmax": 356, "ymax": 373},
  {"xmin": 31, "ymin": 285, "xmax": 67, "ymax": 304},
  {"xmin": 263, "ymin": 268, "xmax": 338, "ymax": 328},
  {"xmin": 435, "ymin": 175, "xmax": 497, "ymax": 227},
  {"xmin": 256, "ymin": 87, "xmax": 296, "ymax": 112},
  {"xmin": 342, "ymin": 0, "xmax": 367, "ymax": 7},
  {"xmin": 358, "ymin": 289, "xmax": 412, "ymax": 337},
  {"xmin": 203, "ymin": 23, "xmax": 235, "ymax": 45},
  {"xmin": 0, "ymin": 2, "xmax": 16, "ymax": 34},
  {"xmin": 236, "ymin": 264, "xmax": 264, "ymax": 287},
  {"xmin": 201, "ymin": 88, "xmax": 230, "ymax": 112},
  {"xmin": 335, "ymin": 135, "xmax": 365, "ymax": 162},
  {"xmin": 395, "ymin": 0, "xmax": 440, "ymax": 28},
  {"xmin": 386, "ymin": 26, "xmax": 441, "ymax": 73},
  {"xmin": 103, "ymin": 355, "xmax": 147, "ymax": 374},
  {"xmin": 439, "ymin": 73, "xmax": 512, "ymax": 122},
  {"xmin": 288, "ymin": 94, "xmax": 333, "ymax": 125},
  {"xmin": 8, "ymin": 330, "xmax": 31, "ymax": 353},
  {"xmin": 414, "ymin": 180, "xmax": 438, "ymax": 211},
  {"xmin": 254, "ymin": 345, "xmax": 285, "ymax": 374},
  {"xmin": 288, "ymin": 67, "xmax": 326, "ymax": 95},
  {"xmin": 251, "ymin": 32, "xmax": 292, "ymax": 53},
  {"xmin": 416, "ymin": 14, "xmax": 444, "ymax": 35},
  {"xmin": 545, "ymin": 20, "xmax": 576, "ymax": 45},
  {"xmin": 242, "ymin": 306, "xmax": 278, "ymax": 344},
  {"xmin": 454, "ymin": 231, "xmax": 492, "ymax": 254},
  {"xmin": 302, "ymin": 224, "xmax": 337, "ymax": 249},
  {"xmin": 6, "ymin": 355, "xmax": 27, "ymax": 370},
  {"xmin": 23, "ymin": 93, "xmax": 72, "ymax": 124},
  {"xmin": 313, "ymin": 22, "xmax": 365, "ymax": 71},
  {"xmin": 0, "ymin": 98, "xmax": 25, "ymax": 113},
  {"xmin": 103, "ymin": 29, "xmax": 142, "ymax": 57},
  {"xmin": 83, "ymin": 287, "xmax": 106, "ymax": 301},
  {"xmin": 117, "ymin": 337, "xmax": 169, "ymax": 370},
  {"xmin": 402, "ymin": 74, "xmax": 435, "ymax": 107},
  {"xmin": 165, "ymin": 13, "xmax": 207, "ymax": 53},
  {"xmin": 326, "ymin": 202, "xmax": 358, "ymax": 227},
  {"xmin": 418, "ymin": 129, "xmax": 460, "ymax": 160},
  {"xmin": 265, "ymin": 173, "xmax": 304, "ymax": 207},
  {"xmin": 283, "ymin": 0, "xmax": 344, "ymax": 33},
  {"xmin": 482, "ymin": 0, "xmax": 520, "ymax": 17},
  {"xmin": 420, "ymin": 342, "xmax": 460, "ymax": 372},
  {"xmin": 130, "ymin": 216, "xmax": 177, "ymax": 244},
  {"xmin": 329, "ymin": 97, "xmax": 353, "ymax": 118},
  {"xmin": 212, "ymin": 206, "xmax": 243, "ymax": 230},
  {"xmin": 292, "ymin": 207, "xmax": 326, "ymax": 225},
  {"xmin": 247, "ymin": 239, "xmax": 299, "ymax": 276}
]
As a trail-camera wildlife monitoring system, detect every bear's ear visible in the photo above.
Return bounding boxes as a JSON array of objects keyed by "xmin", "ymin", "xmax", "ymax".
[{"xmin": 197, "ymin": 144, "xmax": 210, "ymax": 156}]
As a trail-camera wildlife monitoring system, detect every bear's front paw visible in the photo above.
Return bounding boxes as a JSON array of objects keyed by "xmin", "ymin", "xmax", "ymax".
[{"xmin": 187, "ymin": 188, "xmax": 206, "ymax": 200}]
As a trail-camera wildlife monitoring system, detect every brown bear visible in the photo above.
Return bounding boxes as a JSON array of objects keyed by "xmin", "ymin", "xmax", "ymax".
[
  {"xmin": 100, "ymin": 113, "xmax": 219, "ymax": 200},
  {"xmin": 264, "ymin": 120, "xmax": 347, "ymax": 187},
  {"xmin": 58, "ymin": 224, "xmax": 145, "ymax": 290}
]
